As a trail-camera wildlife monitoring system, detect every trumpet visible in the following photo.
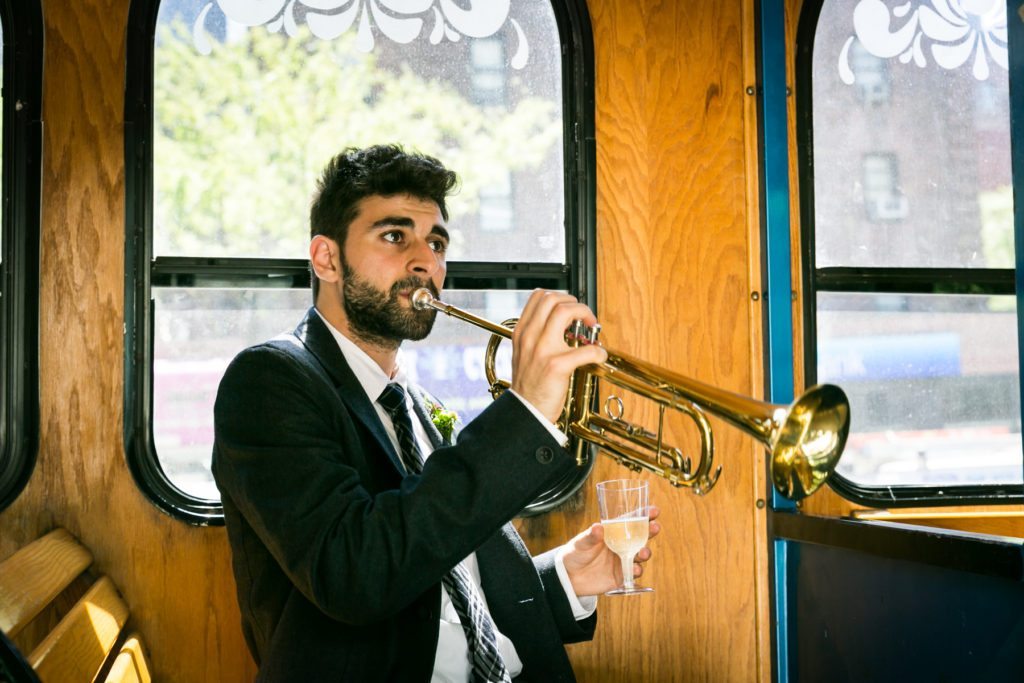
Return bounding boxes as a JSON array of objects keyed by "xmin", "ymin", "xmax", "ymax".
[{"xmin": 412, "ymin": 288, "xmax": 850, "ymax": 503}]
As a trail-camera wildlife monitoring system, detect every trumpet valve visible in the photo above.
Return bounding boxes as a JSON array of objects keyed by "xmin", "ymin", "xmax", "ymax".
[{"xmin": 565, "ymin": 320, "xmax": 601, "ymax": 346}]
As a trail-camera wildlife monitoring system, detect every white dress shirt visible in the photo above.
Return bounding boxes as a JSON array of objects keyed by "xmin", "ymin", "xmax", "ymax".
[{"xmin": 315, "ymin": 310, "xmax": 596, "ymax": 682}]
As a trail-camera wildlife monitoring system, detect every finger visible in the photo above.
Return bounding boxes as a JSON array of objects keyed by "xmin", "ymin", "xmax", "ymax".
[
  {"xmin": 511, "ymin": 290, "xmax": 568, "ymax": 362},
  {"xmin": 512, "ymin": 293, "xmax": 582, "ymax": 372},
  {"xmin": 515, "ymin": 290, "xmax": 578, "ymax": 343},
  {"xmin": 648, "ymin": 505, "xmax": 661, "ymax": 520},
  {"xmin": 514, "ymin": 288, "xmax": 548, "ymax": 328},
  {"xmin": 515, "ymin": 293, "xmax": 603, "ymax": 369},
  {"xmin": 648, "ymin": 520, "xmax": 661, "ymax": 538},
  {"xmin": 541, "ymin": 300, "xmax": 600, "ymax": 342},
  {"xmin": 576, "ymin": 522, "xmax": 604, "ymax": 548},
  {"xmin": 517, "ymin": 292, "xmax": 596, "ymax": 345},
  {"xmin": 518, "ymin": 288, "xmax": 568, "ymax": 323},
  {"xmin": 547, "ymin": 344, "xmax": 607, "ymax": 376},
  {"xmin": 635, "ymin": 547, "xmax": 652, "ymax": 562}
]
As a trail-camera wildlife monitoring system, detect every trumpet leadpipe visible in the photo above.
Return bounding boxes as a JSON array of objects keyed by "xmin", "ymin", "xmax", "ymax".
[{"xmin": 412, "ymin": 288, "xmax": 512, "ymax": 338}]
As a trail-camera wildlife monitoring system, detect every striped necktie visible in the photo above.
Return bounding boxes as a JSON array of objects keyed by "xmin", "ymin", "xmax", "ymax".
[{"xmin": 377, "ymin": 383, "xmax": 511, "ymax": 683}]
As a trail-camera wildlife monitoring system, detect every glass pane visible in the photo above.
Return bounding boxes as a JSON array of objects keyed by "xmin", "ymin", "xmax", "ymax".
[
  {"xmin": 153, "ymin": 288, "xmax": 312, "ymax": 498},
  {"xmin": 153, "ymin": 286, "xmax": 533, "ymax": 499},
  {"xmin": 812, "ymin": 1, "xmax": 1011, "ymax": 268},
  {"xmin": 153, "ymin": 1, "xmax": 565, "ymax": 263},
  {"xmin": 817, "ymin": 292, "xmax": 1022, "ymax": 487}
]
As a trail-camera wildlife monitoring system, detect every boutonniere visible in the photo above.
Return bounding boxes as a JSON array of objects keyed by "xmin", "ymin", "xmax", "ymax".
[{"xmin": 427, "ymin": 401, "xmax": 459, "ymax": 442}]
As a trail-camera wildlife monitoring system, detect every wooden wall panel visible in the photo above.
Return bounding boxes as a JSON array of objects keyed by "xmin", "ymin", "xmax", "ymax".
[
  {"xmin": 0, "ymin": 0, "xmax": 767, "ymax": 681},
  {"xmin": 0, "ymin": 1, "xmax": 256, "ymax": 681},
  {"xmin": 520, "ymin": 1, "xmax": 766, "ymax": 682}
]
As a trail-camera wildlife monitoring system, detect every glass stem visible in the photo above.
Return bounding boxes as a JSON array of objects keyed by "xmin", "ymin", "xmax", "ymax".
[{"xmin": 620, "ymin": 553, "xmax": 634, "ymax": 590}]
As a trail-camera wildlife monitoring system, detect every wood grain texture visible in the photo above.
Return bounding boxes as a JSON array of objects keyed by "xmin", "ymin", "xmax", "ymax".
[
  {"xmin": 740, "ymin": 0, "xmax": 773, "ymax": 677},
  {"xmin": 852, "ymin": 508, "xmax": 1024, "ymax": 539},
  {"xmin": 103, "ymin": 633, "xmax": 153, "ymax": 683},
  {"xmin": 517, "ymin": 1, "xmax": 764, "ymax": 681},
  {"xmin": 0, "ymin": 1, "xmax": 256, "ymax": 681},
  {"xmin": 0, "ymin": 0, "xmax": 769, "ymax": 681},
  {"xmin": 28, "ymin": 575, "xmax": 127, "ymax": 682},
  {"xmin": 0, "ymin": 529, "xmax": 93, "ymax": 637}
]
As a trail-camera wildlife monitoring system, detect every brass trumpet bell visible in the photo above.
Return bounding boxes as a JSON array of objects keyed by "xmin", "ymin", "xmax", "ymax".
[{"xmin": 770, "ymin": 384, "xmax": 849, "ymax": 501}]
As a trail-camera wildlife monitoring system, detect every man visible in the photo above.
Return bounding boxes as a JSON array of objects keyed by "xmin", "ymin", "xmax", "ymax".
[{"xmin": 213, "ymin": 144, "xmax": 660, "ymax": 682}]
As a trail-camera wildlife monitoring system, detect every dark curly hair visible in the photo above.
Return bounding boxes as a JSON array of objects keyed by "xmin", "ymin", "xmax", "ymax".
[
  {"xmin": 309, "ymin": 144, "xmax": 458, "ymax": 298},
  {"xmin": 310, "ymin": 144, "xmax": 458, "ymax": 245}
]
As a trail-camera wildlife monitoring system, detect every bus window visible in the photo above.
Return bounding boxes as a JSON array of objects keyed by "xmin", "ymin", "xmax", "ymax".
[
  {"xmin": 799, "ymin": 0, "xmax": 1020, "ymax": 502},
  {"xmin": 125, "ymin": 0, "xmax": 595, "ymax": 521}
]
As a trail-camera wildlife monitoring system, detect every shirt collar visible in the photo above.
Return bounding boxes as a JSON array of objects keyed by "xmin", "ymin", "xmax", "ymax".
[{"xmin": 313, "ymin": 308, "xmax": 409, "ymax": 404}]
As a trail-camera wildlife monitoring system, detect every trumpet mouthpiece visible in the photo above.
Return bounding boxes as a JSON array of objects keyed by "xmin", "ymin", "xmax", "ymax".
[{"xmin": 411, "ymin": 288, "xmax": 436, "ymax": 311}]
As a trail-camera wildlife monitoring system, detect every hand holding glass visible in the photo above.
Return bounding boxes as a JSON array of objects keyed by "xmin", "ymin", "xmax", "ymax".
[{"xmin": 597, "ymin": 479, "xmax": 654, "ymax": 595}]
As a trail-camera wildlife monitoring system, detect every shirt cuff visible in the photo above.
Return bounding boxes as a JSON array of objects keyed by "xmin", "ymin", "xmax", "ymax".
[
  {"xmin": 553, "ymin": 545, "xmax": 598, "ymax": 620},
  {"xmin": 508, "ymin": 389, "xmax": 569, "ymax": 447}
]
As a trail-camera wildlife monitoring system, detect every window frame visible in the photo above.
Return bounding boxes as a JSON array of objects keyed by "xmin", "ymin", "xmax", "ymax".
[
  {"xmin": 0, "ymin": 0, "xmax": 43, "ymax": 514},
  {"xmin": 795, "ymin": 0, "xmax": 1024, "ymax": 507},
  {"xmin": 124, "ymin": 0, "xmax": 597, "ymax": 524}
]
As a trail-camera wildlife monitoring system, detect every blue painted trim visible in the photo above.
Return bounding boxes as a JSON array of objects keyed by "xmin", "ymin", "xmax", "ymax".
[
  {"xmin": 760, "ymin": 0, "xmax": 795, "ymax": 414},
  {"xmin": 758, "ymin": 0, "xmax": 795, "ymax": 680},
  {"xmin": 1008, "ymin": 0, "xmax": 1024, "ymax": 472},
  {"xmin": 773, "ymin": 539, "xmax": 790, "ymax": 682}
]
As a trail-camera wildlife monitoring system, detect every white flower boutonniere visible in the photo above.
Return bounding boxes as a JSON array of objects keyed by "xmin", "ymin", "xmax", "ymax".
[{"xmin": 427, "ymin": 401, "xmax": 459, "ymax": 442}]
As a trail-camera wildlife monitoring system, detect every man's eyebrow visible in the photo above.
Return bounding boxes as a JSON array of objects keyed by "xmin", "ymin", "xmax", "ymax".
[
  {"xmin": 370, "ymin": 216, "xmax": 416, "ymax": 229},
  {"xmin": 431, "ymin": 225, "xmax": 450, "ymax": 242}
]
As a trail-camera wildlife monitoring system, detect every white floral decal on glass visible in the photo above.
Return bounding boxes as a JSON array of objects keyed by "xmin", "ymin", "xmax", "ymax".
[
  {"xmin": 838, "ymin": 0, "xmax": 1006, "ymax": 82},
  {"xmin": 192, "ymin": 0, "xmax": 530, "ymax": 68}
]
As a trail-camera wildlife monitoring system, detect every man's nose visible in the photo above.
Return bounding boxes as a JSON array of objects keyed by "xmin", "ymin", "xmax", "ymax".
[{"xmin": 408, "ymin": 238, "xmax": 441, "ymax": 275}]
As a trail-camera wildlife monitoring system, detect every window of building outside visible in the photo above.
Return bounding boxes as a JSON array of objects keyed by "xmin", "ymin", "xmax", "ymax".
[
  {"xmin": 0, "ymin": 1, "xmax": 42, "ymax": 513},
  {"xmin": 800, "ymin": 0, "xmax": 1020, "ymax": 502},
  {"xmin": 127, "ymin": 0, "xmax": 594, "ymax": 521}
]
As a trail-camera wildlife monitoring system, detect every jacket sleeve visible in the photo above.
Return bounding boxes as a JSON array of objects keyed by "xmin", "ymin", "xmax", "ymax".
[
  {"xmin": 212, "ymin": 342, "xmax": 577, "ymax": 625},
  {"xmin": 533, "ymin": 548, "xmax": 598, "ymax": 644}
]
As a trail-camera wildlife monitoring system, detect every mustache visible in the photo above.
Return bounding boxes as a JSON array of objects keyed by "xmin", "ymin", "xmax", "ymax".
[{"xmin": 390, "ymin": 276, "xmax": 439, "ymax": 299}]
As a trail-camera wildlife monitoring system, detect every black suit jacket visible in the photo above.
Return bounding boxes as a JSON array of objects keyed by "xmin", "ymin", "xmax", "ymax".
[{"xmin": 212, "ymin": 309, "xmax": 596, "ymax": 681}]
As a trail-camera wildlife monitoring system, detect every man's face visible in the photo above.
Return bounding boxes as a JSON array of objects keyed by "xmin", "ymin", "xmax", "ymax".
[{"xmin": 338, "ymin": 194, "xmax": 449, "ymax": 347}]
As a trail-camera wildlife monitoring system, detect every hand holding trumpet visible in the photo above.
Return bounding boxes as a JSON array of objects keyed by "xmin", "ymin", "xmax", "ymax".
[{"xmin": 508, "ymin": 290, "xmax": 608, "ymax": 424}]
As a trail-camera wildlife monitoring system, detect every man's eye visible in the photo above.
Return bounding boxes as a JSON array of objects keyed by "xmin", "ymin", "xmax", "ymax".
[
  {"xmin": 382, "ymin": 231, "xmax": 403, "ymax": 243},
  {"xmin": 429, "ymin": 240, "xmax": 448, "ymax": 253}
]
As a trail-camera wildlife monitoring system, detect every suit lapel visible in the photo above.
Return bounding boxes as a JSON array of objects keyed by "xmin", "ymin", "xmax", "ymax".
[
  {"xmin": 292, "ymin": 308, "xmax": 406, "ymax": 475},
  {"xmin": 408, "ymin": 386, "xmax": 446, "ymax": 449}
]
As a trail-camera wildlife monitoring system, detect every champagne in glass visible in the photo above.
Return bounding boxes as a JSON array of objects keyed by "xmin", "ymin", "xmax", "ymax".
[{"xmin": 597, "ymin": 479, "xmax": 654, "ymax": 595}]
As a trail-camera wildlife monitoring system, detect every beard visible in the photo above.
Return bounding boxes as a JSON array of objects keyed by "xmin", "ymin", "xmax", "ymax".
[{"xmin": 341, "ymin": 263, "xmax": 439, "ymax": 349}]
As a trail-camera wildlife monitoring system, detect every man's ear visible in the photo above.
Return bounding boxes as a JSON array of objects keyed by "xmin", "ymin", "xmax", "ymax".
[{"xmin": 309, "ymin": 235, "xmax": 341, "ymax": 284}]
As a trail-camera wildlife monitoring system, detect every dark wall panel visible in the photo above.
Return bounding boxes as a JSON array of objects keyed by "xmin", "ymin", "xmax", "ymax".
[{"xmin": 790, "ymin": 540, "xmax": 1024, "ymax": 683}]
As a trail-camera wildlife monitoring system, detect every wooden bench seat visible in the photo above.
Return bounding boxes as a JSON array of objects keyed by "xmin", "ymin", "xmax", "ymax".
[{"xmin": 0, "ymin": 529, "xmax": 152, "ymax": 682}]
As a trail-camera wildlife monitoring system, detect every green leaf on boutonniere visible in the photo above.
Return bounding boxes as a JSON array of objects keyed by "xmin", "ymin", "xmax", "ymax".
[{"xmin": 427, "ymin": 401, "xmax": 458, "ymax": 442}]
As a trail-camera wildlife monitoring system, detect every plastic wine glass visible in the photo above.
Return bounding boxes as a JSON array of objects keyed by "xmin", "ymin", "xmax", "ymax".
[{"xmin": 596, "ymin": 479, "xmax": 654, "ymax": 595}]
